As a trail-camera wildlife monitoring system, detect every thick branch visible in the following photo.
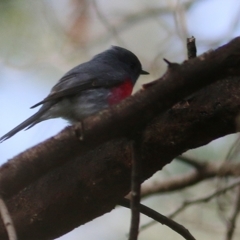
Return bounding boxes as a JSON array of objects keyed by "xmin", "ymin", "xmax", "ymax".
[
  {"xmin": 1, "ymin": 38, "xmax": 240, "ymax": 239},
  {"xmin": 1, "ymin": 37, "xmax": 240, "ymax": 200},
  {"xmin": 1, "ymin": 76, "xmax": 240, "ymax": 239}
]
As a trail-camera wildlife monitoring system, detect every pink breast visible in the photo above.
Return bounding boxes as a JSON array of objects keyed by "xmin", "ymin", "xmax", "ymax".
[{"xmin": 108, "ymin": 79, "xmax": 133, "ymax": 105}]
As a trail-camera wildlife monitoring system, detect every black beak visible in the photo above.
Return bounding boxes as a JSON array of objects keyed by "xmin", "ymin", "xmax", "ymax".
[{"xmin": 140, "ymin": 69, "xmax": 149, "ymax": 75}]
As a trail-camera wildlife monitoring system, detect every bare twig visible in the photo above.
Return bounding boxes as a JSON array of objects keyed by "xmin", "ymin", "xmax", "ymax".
[
  {"xmin": 187, "ymin": 37, "xmax": 197, "ymax": 59},
  {"xmin": 176, "ymin": 155, "xmax": 204, "ymax": 170},
  {"xmin": 0, "ymin": 196, "xmax": 17, "ymax": 240},
  {"xmin": 225, "ymin": 134, "xmax": 240, "ymax": 161},
  {"xmin": 120, "ymin": 198, "xmax": 196, "ymax": 240},
  {"xmin": 225, "ymin": 185, "xmax": 240, "ymax": 240},
  {"xmin": 1, "ymin": 38, "xmax": 240, "ymax": 239},
  {"xmin": 141, "ymin": 161, "xmax": 240, "ymax": 198},
  {"xmin": 129, "ymin": 141, "xmax": 141, "ymax": 240},
  {"xmin": 168, "ymin": 179, "xmax": 240, "ymax": 218},
  {"xmin": 141, "ymin": 179, "xmax": 240, "ymax": 231}
]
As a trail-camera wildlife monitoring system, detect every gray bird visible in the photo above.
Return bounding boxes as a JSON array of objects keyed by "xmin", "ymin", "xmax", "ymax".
[{"xmin": 0, "ymin": 46, "xmax": 148, "ymax": 142}]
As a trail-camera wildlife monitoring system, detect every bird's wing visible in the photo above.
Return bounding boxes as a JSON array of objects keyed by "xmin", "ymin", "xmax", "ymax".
[
  {"xmin": 31, "ymin": 64, "xmax": 127, "ymax": 109},
  {"xmin": 30, "ymin": 77, "xmax": 98, "ymax": 108}
]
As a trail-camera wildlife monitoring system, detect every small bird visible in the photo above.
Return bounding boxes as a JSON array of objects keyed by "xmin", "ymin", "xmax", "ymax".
[{"xmin": 0, "ymin": 46, "xmax": 148, "ymax": 142}]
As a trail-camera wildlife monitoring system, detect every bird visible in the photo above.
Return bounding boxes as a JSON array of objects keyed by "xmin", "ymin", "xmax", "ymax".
[{"xmin": 0, "ymin": 46, "xmax": 148, "ymax": 142}]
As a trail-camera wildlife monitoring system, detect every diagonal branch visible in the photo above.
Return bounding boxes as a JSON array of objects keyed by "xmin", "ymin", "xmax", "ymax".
[
  {"xmin": 120, "ymin": 198, "xmax": 196, "ymax": 240},
  {"xmin": 141, "ymin": 162, "xmax": 240, "ymax": 198},
  {"xmin": 225, "ymin": 185, "xmax": 240, "ymax": 240},
  {"xmin": 140, "ymin": 179, "xmax": 240, "ymax": 231},
  {"xmin": 1, "ymin": 37, "xmax": 240, "ymax": 201},
  {"xmin": 1, "ymin": 38, "xmax": 240, "ymax": 239}
]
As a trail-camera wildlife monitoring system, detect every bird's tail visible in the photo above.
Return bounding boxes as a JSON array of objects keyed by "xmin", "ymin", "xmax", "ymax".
[{"xmin": 0, "ymin": 103, "xmax": 54, "ymax": 142}]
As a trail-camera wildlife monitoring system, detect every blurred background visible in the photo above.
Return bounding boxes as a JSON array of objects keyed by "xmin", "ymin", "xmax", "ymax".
[{"xmin": 0, "ymin": 0, "xmax": 240, "ymax": 239}]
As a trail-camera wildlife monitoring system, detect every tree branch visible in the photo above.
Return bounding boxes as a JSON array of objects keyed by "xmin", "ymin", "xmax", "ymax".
[
  {"xmin": 140, "ymin": 179, "xmax": 240, "ymax": 231},
  {"xmin": 119, "ymin": 198, "xmax": 196, "ymax": 240},
  {"xmin": 1, "ymin": 38, "xmax": 240, "ymax": 239},
  {"xmin": 0, "ymin": 196, "xmax": 17, "ymax": 240},
  {"xmin": 187, "ymin": 36, "xmax": 197, "ymax": 59},
  {"xmin": 225, "ymin": 185, "xmax": 240, "ymax": 240},
  {"xmin": 1, "ymin": 37, "xmax": 240, "ymax": 201},
  {"xmin": 140, "ymin": 162, "xmax": 240, "ymax": 198},
  {"xmin": 129, "ymin": 141, "xmax": 142, "ymax": 240}
]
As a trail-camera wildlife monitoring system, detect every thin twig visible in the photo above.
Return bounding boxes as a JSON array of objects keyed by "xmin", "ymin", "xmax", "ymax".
[
  {"xmin": 128, "ymin": 141, "xmax": 141, "ymax": 240},
  {"xmin": 187, "ymin": 36, "xmax": 197, "ymax": 59},
  {"xmin": 176, "ymin": 155, "xmax": 205, "ymax": 170},
  {"xmin": 0, "ymin": 196, "xmax": 17, "ymax": 240},
  {"xmin": 225, "ymin": 185, "xmax": 240, "ymax": 240},
  {"xmin": 168, "ymin": 179, "xmax": 240, "ymax": 219},
  {"xmin": 225, "ymin": 133, "xmax": 240, "ymax": 162},
  {"xmin": 119, "ymin": 198, "xmax": 196, "ymax": 240},
  {"xmin": 141, "ymin": 179, "xmax": 240, "ymax": 231}
]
